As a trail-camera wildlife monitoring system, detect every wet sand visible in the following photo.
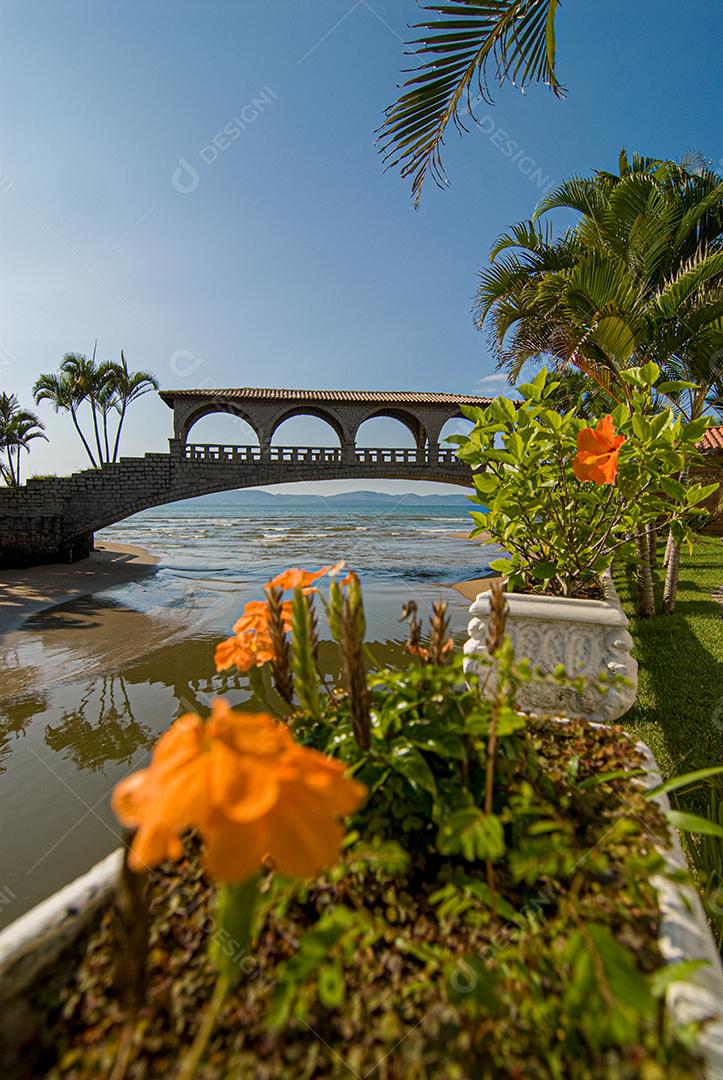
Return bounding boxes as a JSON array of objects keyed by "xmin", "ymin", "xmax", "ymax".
[
  {"xmin": 443, "ymin": 530, "xmax": 503, "ymax": 602},
  {"xmin": 0, "ymin": 542, "xmax": 159, "ymax": 638},
  {"xmin": 0, "ymin": 544, "xmax": 171, "ymax": 703}
]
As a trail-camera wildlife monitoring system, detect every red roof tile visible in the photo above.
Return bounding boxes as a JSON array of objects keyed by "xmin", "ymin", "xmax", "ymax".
[
  {"xmin": 159, "ymin": 387, "xmax": 494, "ymax": 407},
  {"xmin": 698, "ymin": 425, "xmax": 723, "ymax": 453}
]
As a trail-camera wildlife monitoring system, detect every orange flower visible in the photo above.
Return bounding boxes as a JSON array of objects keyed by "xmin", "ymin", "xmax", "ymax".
[
  {"xmin": 112, "ymin": 699, "xmax": 366, "ymax": 881},
  {"xmin": 214, "ymin": 597, "xmax": 292, "ymax": 673},
  {"xmin": 266, "ymin": 562, "xmax": 346, "ymax": 593},
  {"xmin": 573, "ymin": 415, "xmax": 626, "ymax": 484}
]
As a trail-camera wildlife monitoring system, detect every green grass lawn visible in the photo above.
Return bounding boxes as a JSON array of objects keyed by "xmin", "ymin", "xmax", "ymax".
[{"xmin": 616, "ymin": 534, "xmax": 723, "ymax": 793}]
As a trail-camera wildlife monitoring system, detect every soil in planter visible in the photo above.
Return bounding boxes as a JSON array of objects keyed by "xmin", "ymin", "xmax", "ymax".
[{"xmin": 30, "ymin": 719, "xmax": 702, "ymax": 1080}]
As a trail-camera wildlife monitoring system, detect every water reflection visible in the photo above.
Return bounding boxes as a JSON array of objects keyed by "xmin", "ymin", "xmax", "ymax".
[
  {"xmin": 0, "ymin": 691, "xmax": 48, "ymax": 774},
  {"xmin": 44, "ymin": 676, "xmax": 155, "ymax": 773},
  {"xmin": 0, "ymin": 579, "xmax": 471, "ymax": 927}
]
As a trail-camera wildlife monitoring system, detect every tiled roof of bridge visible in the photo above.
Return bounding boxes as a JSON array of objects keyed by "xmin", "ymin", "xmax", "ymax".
[
  {"xmin": 698, "ymin": 425, "xmax": 723, "ymax": 453},
  {"xmin": 159, "ymin": 387, "xmax": 494, "ymax": 406}
]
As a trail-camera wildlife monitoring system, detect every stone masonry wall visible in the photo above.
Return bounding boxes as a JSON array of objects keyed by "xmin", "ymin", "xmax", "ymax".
[{"xmin": 0, "ymin": 450, "xmax": 471, "ymax": 568}]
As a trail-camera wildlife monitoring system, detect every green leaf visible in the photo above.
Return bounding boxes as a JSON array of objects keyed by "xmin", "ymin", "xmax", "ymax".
[
  {"xmin": 666, "ymin": 810, "xmax": 723, "ymax": 838},
  {"xmin": 530, "ymin": 561, "xmax": 557, "ymax": 580},
  {"xmin": 577, "ymin": 768, "xmax": 647, "ymax": 791},
  {"xmin": 377, "ymin": 0, "xmax": 563, "ymax": 207},
  {"xmin": 649, "ymin": 959, "xmax": 708, "ymax": 998},
  {"xmin": 657, "ymin": 380, "xmax": 698, "ymax": 394},
  {"xmin": 446, "ymin": 955, "xmax": 502, "ymax": 1016},
  {"xmin": 645, "ymin": 765, "xmax": 723, "ymax": 799},
  {"xmin": 389, "ymin": 744, "xmax": 437, "ymax": 797},
  {"xmin": 489, "ymin": 557, "xmax": 514, "ymax": 574},
  {"xmin": 659, "ymin": 476, "xmax": 687, "ymax": 501},
  {"xmin": 687, "ymin": 482, "xmax": 719, "ymax": 506},
  {"xmin": 407, "ymin": 724, "xmax": 466, "ymax": 761},
  {"xmin": 291, "ymin": 588, "xmax": 321, "ymax": 719},
  {"xmin": 638, "ymin": 360, "xmax": 660, "ymax": 387},
  {"xmin": 437, "ymin": 808, "xmax": 505, "ymax": 862},
  {"xmin": 318, "ymin": 960, "xmax": 345, "ymax": 1009},
  {"xmin": 586, "ymin": 923, "xmax": 653, "ymax": 1013}
]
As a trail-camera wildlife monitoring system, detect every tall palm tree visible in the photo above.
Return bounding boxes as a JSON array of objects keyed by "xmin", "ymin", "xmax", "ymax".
[
  {"xmin": 0, "ymin": 393, "xmax": 46, "ymax": 486},
  {"xmin": 108, "ymin": 351, "xmax": 159, "ymax": 462},
  {"xmin": 379, "ymin": 0, "xmax": 564, "ymax": 205},
  {"xmin": 96, "ymin": 361, "xmax": 120, "ymax": 464},
  {"xmin": 476, "ymin": 155, "xmax": 723, "ymax": 406},
  {"xmin": 34, "ymin": 348, "xmax": 159, "ymax": 466},
  {"xmin": 33, "ymin": 369, "xmax": 98, "ymax": 467},
  {"xmin": 60, "ymin": 347, "xmax": 106, "ymax": 465},
  {"xmin": 475, "ymin": 154, "xmax": 723, "ymax": 615}
]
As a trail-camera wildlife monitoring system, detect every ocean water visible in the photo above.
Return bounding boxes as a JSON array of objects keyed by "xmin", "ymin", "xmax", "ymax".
[
  {"xmin": 99, "ymin": 501, "xmax": 492, "ymax": 597},
  {"xmin": 0, "ymin": 500, "xmax": 499, "ymax": 926}
]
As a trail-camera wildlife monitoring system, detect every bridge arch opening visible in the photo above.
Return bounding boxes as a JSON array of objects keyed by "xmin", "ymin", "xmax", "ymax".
[
  {"xmin": 270, "ymin": 409, "xmax": 343, "ymax": 447},
  {"xmin": 182, "ymin": 404, "xmax": 261, "ymax": 446},
  {"xmin": 437, "ymin": 416, "xmax": 474, "ymax": 451},
  {"xmin": 185, "ymin": 412, "xmax": 260, "ymax": 447},
  {"xmin": 354, "ymin": 410, "xmax": 421, "ymax": 448}
]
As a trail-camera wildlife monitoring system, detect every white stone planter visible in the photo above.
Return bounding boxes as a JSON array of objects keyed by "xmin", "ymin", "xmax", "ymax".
[
  {"xmin": 1, "ymin": 737, "xmax": 721, "ymax": 1077},
  {"xmin": 463, "ymin": 575, "xmax": 638, "ymax": 722}
]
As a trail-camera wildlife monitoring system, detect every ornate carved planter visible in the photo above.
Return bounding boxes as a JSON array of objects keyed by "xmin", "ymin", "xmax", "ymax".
[{"xmin": 463, "ymin": 575, "xmax": 637, "ymax": 721}]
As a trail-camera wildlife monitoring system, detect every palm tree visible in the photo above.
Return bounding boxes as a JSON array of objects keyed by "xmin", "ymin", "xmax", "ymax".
[
  {"xmin": 0, "ymin": 393, "xmax": 47, "ymax": 486},
  {"xmin": 33, "ymin": 369, "xmax": 98, "ymax": 467},
  {"xmin": 108, "ymin": 351, "xmax": 159, "ymax": 462},
  {"xmin": 60, "ymin": 347, "xmax": 106, "ymax": 465},
  {"xmin": 379, "ymin": 0, "xmax": 564, "ymax": 205},
  {"xmin": 34, "ymin": 348, "xmax": 159, "ymax": 466},
  {"xmin": 476, "ymin": 155, "xmax": 723, "ymax": 406},
  {"xmin": 475, "ymin": 154, "xmax": 723, "ymax": 614},
  {"xmin": 96, "ymin": 361, "xmax": 120, "ymax": 463}
]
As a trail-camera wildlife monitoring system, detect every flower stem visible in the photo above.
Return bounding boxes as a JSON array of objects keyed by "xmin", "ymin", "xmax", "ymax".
[{"xmin": 176, "ymin": 973, "xmax": 230, "ymax": 1080}]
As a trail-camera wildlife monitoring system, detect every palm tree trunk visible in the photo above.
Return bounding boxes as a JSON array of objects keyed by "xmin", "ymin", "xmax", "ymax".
[
  {"xmin": 112, "ymin": 402, "xmax": 127, "ymax": 462},
  {"xmin": 16, "ymin": 447, "xmax": 22, "ymax": 486},
  {"xmin": 663, "ymin": 528, "xmax": 674, "ymax": 568},
  {"xmin": 70, "ymin": 406, "xmax": 98, "ymax": 467},
  {"xmin": 662, "ymin": 538, "xmax": 680, "ymax": 615},
  {"xmin": 103, "ymin": 410, "xmax": 111, "ymax": 463},
  {"xmin": 647, "ymin": 524, "xmax": 657, "ymax": 568},
  {"xmin": 89, "ymin": 397, "xmax": 104, "ymax": 464},
  {"xmin": 635, "ymin": 529, "xmax": 656, "ymax": 617},
  {"xmin": 6, "ymin": 446, "xmax": 17, "ymax": 486}
]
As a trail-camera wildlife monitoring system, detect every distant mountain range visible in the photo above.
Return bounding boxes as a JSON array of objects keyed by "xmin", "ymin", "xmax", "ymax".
[{"xmin": 173, "ymin": 489, "xmax": 472, "ymax": 507}]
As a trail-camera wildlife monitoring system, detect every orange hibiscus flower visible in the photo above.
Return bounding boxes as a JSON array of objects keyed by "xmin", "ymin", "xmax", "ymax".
[
  {"xmin": 113, "ymin": 699, "xmax": 366, "ymax": 881},
  {"xmin": 573, "ymin": 415, "xmax": 626, "ymax": 484}
]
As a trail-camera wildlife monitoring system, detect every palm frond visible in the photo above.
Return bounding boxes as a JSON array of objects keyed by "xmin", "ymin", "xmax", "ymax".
[{"xmin": 378, "ymin": 0, "xmax": 563, "ymax": 206}]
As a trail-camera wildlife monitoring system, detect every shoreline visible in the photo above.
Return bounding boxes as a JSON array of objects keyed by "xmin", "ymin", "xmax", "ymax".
[
  {"xmin": 0, "ymin": 541, "xmax": 159, "ymax": 639},
  {"xmin": 443, "ymin": 529, "xmax": 502, "ymax": 603}
]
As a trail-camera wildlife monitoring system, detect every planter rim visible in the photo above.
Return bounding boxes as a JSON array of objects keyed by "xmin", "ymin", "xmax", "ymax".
[
  {"xmin": 469, "ymin": 574, "xmax": 627, "ymax": 628},
  {"xmin": 0, "ymin": 848, "xmax": 123, "ymax": 1003}
]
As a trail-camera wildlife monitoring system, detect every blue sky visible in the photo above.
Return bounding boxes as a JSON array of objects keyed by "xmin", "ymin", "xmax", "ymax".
[{"xmin": 1, "ymin": 0, "xmax": 721, "ymax": 492}]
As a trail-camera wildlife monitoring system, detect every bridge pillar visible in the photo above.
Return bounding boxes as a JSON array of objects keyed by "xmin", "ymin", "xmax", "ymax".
[
  {"xmin": 259, "ymin": 436, "xmax": 272, "ymax": 461},
  {"xmin": 342, "ymin": 440, "xmax": 356, "ymax": 465},
  {"xmin": 168, "ymin": 438, "xmax": 183, "ymax": 460}
]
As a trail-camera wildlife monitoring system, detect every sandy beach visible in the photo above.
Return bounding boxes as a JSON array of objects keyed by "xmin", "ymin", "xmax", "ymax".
[
  {"xmin": 443, "ymin": 529, "xmax": 502, "ymax": 602},
  {"xmin": 0, "ymin": 542, "xmax": 159, "ymax": 638},
  {"xmin": 0, "ymin": 543, "xmax": 169, "ymax": 703}
]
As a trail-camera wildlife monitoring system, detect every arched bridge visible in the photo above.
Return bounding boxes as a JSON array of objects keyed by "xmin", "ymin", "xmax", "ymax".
[{"xmin": 0, "ymin": 386, "xmax": 491, "ymax": 567}]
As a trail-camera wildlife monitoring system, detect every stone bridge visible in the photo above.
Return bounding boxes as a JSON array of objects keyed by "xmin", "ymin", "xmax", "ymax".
[{"xmin": 0, "ymin": 387, "xmax": 491, "ymax": 567}]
